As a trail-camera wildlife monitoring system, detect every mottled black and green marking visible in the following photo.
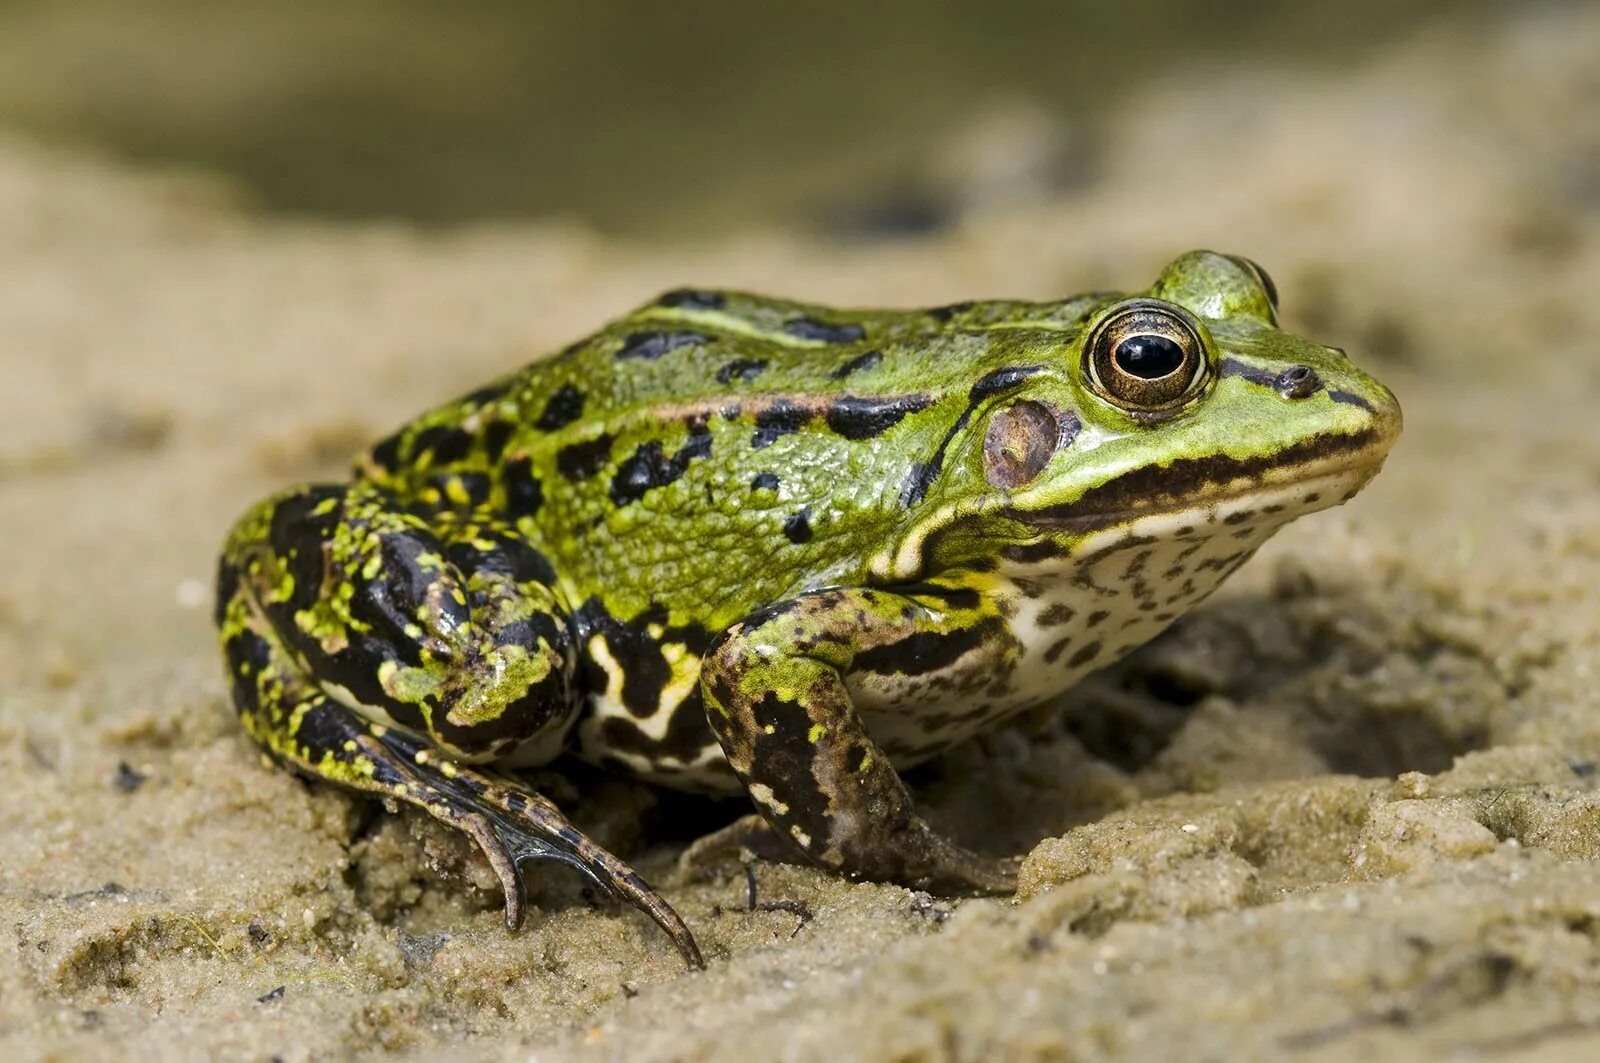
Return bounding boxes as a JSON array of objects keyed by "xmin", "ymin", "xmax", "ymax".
[{"xmin": 216, "ymin": 251, "xmax": 1401, "ymax": 966}]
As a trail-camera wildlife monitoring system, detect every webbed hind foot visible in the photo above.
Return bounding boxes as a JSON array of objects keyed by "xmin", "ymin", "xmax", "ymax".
[{"xmin": 367, "ymin": 721, "xmax": 704, "ymax": 969}]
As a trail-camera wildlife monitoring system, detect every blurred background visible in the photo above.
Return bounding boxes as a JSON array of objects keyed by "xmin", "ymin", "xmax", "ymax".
[{"xmin": 0, "ymin": 0, "xmax": 1513, "ymax": 237}]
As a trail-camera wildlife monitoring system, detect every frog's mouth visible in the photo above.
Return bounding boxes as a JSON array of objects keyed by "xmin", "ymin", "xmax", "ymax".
[{"xmin": 1008, "ymin": 426, "xmax": 1393, "ymax": 534}]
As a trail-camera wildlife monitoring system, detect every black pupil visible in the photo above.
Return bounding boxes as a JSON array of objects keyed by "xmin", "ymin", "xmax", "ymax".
[{"xmin": 1114, "ymin": 334, "xmax": 1186, "ymax": 379}]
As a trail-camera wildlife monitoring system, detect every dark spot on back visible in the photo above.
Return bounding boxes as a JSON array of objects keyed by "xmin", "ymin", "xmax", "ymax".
[
  {"xmin": 502, "ymin": 457, "xmax": 544, "ymax": 517},
  {"xmin": 751, "ymin": 401, "xmax": 811, "ymax": 449},
  {"xmin": 750, "ymin": 472, "xmax": 780, "ymax": 491},
  {"xmin": 535, "ymin": 384, "xmax": 586, "ymax": 431},
  {"xmin": 412, "ymin": 425, "xmax": 475, "ymax": 465},
  {"xmin": 435, "ymin": 471, "xmax": 490, "ymax": 507},
  {"xmin": 831, "ymin": 349, "xmax": 883, "ymax": 379},
  {"xmin": 609, "ymin": 426, "xmax": 714, "ymax": 506},
  {"xmin": 656, "ymin": 289, "xmax": 726, "ymax": 310},
  {"xmin": 824, "ymin": 394, "xmax": 934, "ymax": 440},
  {"xmin": 716, "ymin": 359, "xmax": 768, "ymax": 385},
  {"xmin": 783, "ymin": 508, "xmax": 814, "ymax": 544},
  {"xmin": 925, "ymin": 301, "xmax": 974, "ymax": 322},
  {"xmin": 556, "ymin": 434, "xmax": 615, "ymax": 480},
  {"xmin": 481, "ymin": 421, "xmax": 516, "ymax": 462},
  {"xmin": 785, "ymin": 317, "xmax": 866, "ymax": 344},
  {"xmin": 616, "ymin": 330, "xmax": 709, "ymax": 361}
]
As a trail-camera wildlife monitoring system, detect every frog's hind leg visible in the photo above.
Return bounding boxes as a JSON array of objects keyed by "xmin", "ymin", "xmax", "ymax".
[
  {"xmin": 219, "ymin": 611, "xmax": 702, "ymax": 966},
  {"xmin": 216, "ymin": 485, "xmax": 703, "ymax": 967}
]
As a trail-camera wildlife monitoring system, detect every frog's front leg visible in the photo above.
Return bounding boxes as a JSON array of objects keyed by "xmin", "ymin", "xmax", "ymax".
[
  {"xmin": 216, "ymin": 483, "xmax": 702, "ymax": 967},
  {"xmin": 701, "ymin": 584, "xmax": 1019, "ymax": 892}
]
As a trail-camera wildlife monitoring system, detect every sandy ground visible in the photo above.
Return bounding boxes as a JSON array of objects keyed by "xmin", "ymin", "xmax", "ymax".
[{"xmin": 4, "ymin": 6, "xmax": 1600, "ymax": 1061}]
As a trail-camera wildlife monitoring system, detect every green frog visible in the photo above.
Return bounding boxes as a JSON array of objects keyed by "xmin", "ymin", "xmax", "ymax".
[{"xmin": 215, "ymin": 251, "xmax": 1400, "ymax": 967}]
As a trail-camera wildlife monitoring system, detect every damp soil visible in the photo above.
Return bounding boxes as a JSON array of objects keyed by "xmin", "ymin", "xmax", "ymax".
[{"xmin": 5, "ymin": 6, "xmax": 1600, "ymax": 1060}]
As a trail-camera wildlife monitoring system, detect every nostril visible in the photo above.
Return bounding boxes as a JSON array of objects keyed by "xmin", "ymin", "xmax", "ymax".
[{"xmin": 1275, "ymin": 365, "xmax": 1321, "ymax": 400}]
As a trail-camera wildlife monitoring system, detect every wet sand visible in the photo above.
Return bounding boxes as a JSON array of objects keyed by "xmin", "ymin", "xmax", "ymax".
[{"xmin": 4, "ymin": 6, "xmax": 1600, "ymax": 1060}]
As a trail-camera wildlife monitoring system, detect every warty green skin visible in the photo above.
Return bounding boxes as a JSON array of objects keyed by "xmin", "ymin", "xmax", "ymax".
[{"xmin": 215, "ymin": 251, "xmax": 1402, "ymax": 967}]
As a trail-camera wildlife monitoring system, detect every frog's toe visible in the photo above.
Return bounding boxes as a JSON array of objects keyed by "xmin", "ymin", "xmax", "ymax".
[
  {"xmin": 411, "ymin": 753, "xmax": 705, "ymax": 970},
  {"xmin": 876, "ymin": 820, "xmax": 1020, "ymax": 895},
  {"xmin": 678, "ymin": 814, "xmax": 802, "ymax": 880}
]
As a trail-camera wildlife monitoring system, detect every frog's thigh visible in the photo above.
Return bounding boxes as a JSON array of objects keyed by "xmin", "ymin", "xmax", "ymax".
[
  {"xmin": 216, "ymin": 531, "xmax": 702, "ymax": 967},
  {"xmin": 700, "ymin": 585, "xmax": 1017, "ymax": 893},
  {"xmin": 224, "ymin": 482, "xmax": 579, "ymax": 760}
]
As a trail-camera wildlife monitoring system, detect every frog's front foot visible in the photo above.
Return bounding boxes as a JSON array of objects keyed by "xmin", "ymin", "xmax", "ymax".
[
  {"xmin": 680, "ymin": 813, "xmax": 1016, "ymax": 893},
  {"xmin": 677, "ymin": 814, "xmax": 798, "ymax": 881},
  {"xmin": 701, "ymin": 586, "xmax": 1021, "ymax": 896},
  {"xmin": 875, "ymin": 821, "xmax": 1020, "ymax": 894}
]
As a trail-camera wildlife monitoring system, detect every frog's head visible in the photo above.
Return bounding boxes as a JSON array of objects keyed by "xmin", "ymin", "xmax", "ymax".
[{"xmin": 905, "ymin": 251, "xmax": 1402, "ymax": 583}]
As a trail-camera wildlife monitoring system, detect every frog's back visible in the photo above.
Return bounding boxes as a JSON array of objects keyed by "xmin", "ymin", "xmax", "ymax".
[{"xmin": 356, "ymin": 288, "xmax": 1098, "ymax": 631}]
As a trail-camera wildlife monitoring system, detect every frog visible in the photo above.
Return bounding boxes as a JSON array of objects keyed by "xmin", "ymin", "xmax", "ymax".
[{"xmin": 214, "ymin": 250, "xmax": 1401, "ymax": 968}]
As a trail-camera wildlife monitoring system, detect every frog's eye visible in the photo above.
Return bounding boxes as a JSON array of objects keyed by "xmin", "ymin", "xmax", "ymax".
[{"xmin": 1083, "ymin": 300, "xmax": 1209, "ymax": 414}]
